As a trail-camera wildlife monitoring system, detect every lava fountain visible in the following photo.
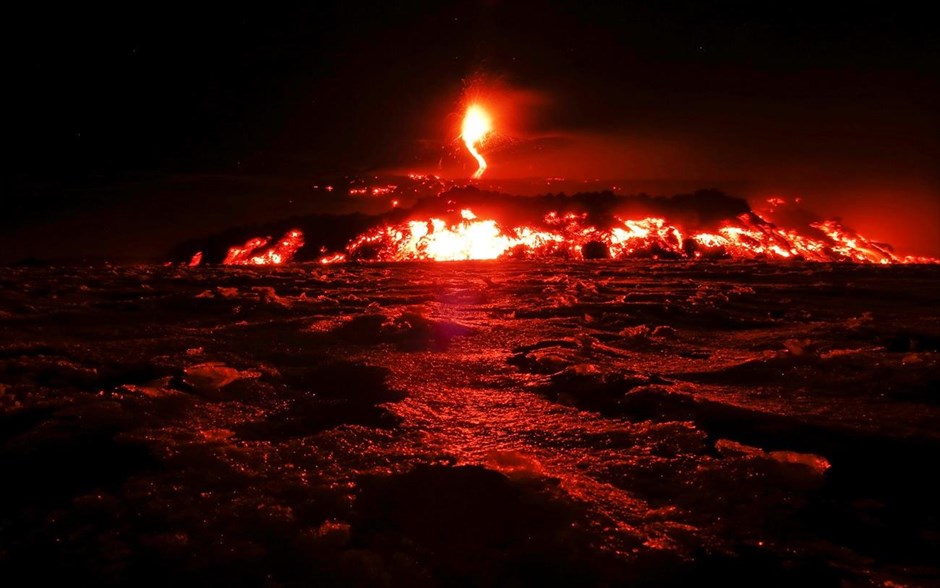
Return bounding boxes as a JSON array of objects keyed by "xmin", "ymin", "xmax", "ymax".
[{"xmin": 461, "ymin": 104, "xmax": 493, "ymax": 179}]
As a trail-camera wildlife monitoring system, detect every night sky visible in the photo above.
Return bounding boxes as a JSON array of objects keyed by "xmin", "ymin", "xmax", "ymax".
[{"xmin": 5, "ymin": 1, "xmax": 938, "ymax": 261}]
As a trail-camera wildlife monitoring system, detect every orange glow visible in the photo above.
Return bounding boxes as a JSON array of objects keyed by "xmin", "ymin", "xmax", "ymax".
[
  {"xmin": 223, "ymin": 229, "xmax": 304, "ymax": 265},
  {"xmin": 461, "ymin": 104, "xmax": 493, "ymax": 179},
  {"xmin": 188, "ymin": 251, "xmax": 203, "ymax": 267}
]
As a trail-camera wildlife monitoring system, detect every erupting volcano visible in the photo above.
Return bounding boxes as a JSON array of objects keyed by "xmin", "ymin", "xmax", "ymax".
[
  {"xmin": 461, "ymin": 104, "xmax": 493, "ymax": 179},
  {"xmin": 5, "ymin": 4, "xmax": 939, "ymax": 585},
  {"xmin": 184, "ymin": 92, "xmax": 934, "ymax": 268}
]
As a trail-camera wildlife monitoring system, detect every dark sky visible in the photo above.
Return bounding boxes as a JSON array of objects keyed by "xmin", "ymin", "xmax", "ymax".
[{"xmin": 4, "ymin": 1, "xmax": 939, "ymax": 260}]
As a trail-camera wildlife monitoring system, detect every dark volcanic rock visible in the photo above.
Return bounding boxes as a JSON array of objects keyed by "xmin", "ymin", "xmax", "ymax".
[{"xmin": 0, "ymin": 261, "xmax": 937, "ymax": 586}]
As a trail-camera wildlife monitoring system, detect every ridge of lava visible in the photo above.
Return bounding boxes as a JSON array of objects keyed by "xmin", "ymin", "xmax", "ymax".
[{"xmin": 172, "ymin": 187, "xmax": 937, "ymax": 266}]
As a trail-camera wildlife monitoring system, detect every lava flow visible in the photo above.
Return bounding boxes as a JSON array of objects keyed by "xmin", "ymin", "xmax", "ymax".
[
  {"xmin": 461, "ymin": 104, "xmax": 493, "ymax": 179},
  {"xmin": 222, "ymin": 229, "xmax": 304, "ymax": 265},
  {"xmin": 340, "ymin": 209, "xmax": 564, "ymax": 262},
  {"xmin": 323, "ymin": 204, "xmax": 936, "ymax": 264}
]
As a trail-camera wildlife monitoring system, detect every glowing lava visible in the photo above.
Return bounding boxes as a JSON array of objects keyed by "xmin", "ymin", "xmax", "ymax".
[
  {"xmin": 192, "ymin": 198, "xmax": 934, "ymax": 266},
  {"xmin": 339, "ymin": 209, "xmax": 563, "ymax": 262},
  {"xmin": 461, "ymin": 104, "xmax": 493, "ymax": 179},
  {"xmin": 223, "ymin": 229, "xmax": 304, "ymax": 265},
  {"xmin": 322, "ymin": 206, "xmax": 937, "ymax": 264}
]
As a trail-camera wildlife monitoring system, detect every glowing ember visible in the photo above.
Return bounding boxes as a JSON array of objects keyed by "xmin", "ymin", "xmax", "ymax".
[
  {"xmin": 188, "ymin": 251, "xmax": 203, "ymax": 267},
  {"xmin": 223, "ymin": 229, "xmax": 304, "ymax": 265},
  {"xmin": 461, "ymin": 104, "xmax": 493, "ymax": 179}
]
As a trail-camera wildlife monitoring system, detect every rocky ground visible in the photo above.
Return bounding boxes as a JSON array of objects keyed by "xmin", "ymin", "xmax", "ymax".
[{"xmin": 0, "ymin": 261, "xmax": 938, "ymax": 586}]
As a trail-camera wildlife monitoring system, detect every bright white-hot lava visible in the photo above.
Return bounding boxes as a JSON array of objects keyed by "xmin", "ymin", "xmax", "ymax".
[
  {"xmin": 198, "ymin": 199, "xmax": 936, "ymax": 266},
  {"xmin": 318, "ymin": 204, "xmax": 938, "ymax": 264},
  {"xmin": 461, "ymin": 104, "xmax": 492, "ymax": 179}
]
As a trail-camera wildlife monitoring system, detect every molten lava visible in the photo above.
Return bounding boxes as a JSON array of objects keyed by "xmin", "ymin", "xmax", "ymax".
[
  {"xmin": 223, "ymin": 229, "xmax": 304, "ymax": 265},
  {"xmin": 322, "ymin": 206, "xmax": 936, "ymax": 264},
  {"xmin": 461, "ymin": 104, "xmax": 492, "ymax": 179},
  {"xmin": 336, "ymin": 209, "xmax": 563, "ymax": 262},
  {"xmin": 189, "ymin": 195, "xmax": 933, "ymax": 266}
]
